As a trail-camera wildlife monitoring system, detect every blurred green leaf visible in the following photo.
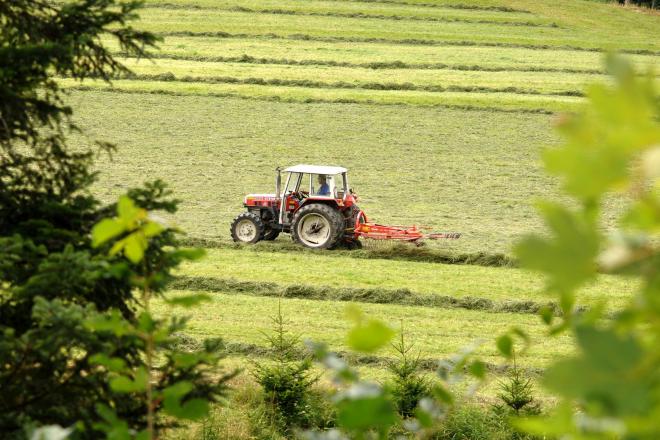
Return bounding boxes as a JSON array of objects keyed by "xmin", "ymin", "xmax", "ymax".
[
  {"xmin": 89, "ymin": 354, "xmax": 126, "ymax": 373},
  {"xmin": 94, "ymin": 404, "xmax": 132, "ymax": 440},
  {"xmin": 468, "ymin": 360, "xmax": 486, "ymax": 379},
  {"xmin": 91, "ymin": 218, "xmax": 124, "ymax": 248},
  {"xmin": 431, "ymin": 384, "xmax": 454, "ymax": 405},
  {"xmin": 337, "ymin": 395, "xmax": 397, "ymax": 434},
  {"xmin": 496, "ymin": 334, "xmax": 513, "ymax": 358},
  {"xmin": 543, "ymin": 326, "xmax": 651, "ymax": 416},
  {"xmin": 539, "ymin": 306, "xmax": 554, "ymax": 325},
  {"xmin": 347, "ymin": 319, "xmax": 394, "ymax": 353},
  {"xmin": 170, "ymin": 248, "xmax": 207, "ymax": 261},
  {"xmin": 165, "ymin": 293, "xmax": 211, "ymax": 308},
  {"xmin": 142, "ymin": 221, "xmax": 164, "ymax": 238},
  {"xmin": 123, "ymin": 233, "xmax": 147, "ymax": 264},
  {"xmin": 163, "ymin": 381, "xmax": 210, "ymax": 420},
  {"xmin": 515, "ymin": 202, "xmax": 599, "ymax": 295},
  {"xmin": 109, "ymin": 367, "xmax": 148, "ymax": 393},
  {"xmin": 84, "ymin": 311, "xmax": 133, "ymax": 337},
  {"xmin": 117, "ymin": 195, "xmax": 145, "ymax": 228}
]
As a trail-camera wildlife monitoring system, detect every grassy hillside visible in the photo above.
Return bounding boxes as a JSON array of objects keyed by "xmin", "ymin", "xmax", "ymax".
[{"xmin": 65, "ymin": 0, "xmax": 653, "ymax": 413}]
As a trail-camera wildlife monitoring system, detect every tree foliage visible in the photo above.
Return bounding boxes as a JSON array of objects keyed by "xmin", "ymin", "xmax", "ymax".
[
  {"xmin": 0, "ymin": 1, "xmax": 231, "ymax": 438},
  {"xmin": 513, "ymin": 55, "xmax": 660, "ymax": 438}
]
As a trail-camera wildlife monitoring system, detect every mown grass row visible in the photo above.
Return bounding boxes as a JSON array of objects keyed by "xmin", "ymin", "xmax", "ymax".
[
  {"xmin": 144, "ymin": 1, "xmax": 547, "ymax": 27},
  {"xmin": 217, "ymin": 6, "xmax": 558, "ymax": 28},
  {"xmin": 108, "ymin": 35, "xmax": 659, "ymax": 73},
  {"xmin": 113, "ymin": 72, "xmax": 585, "ymax": 97},
  {"xmin": 316, "ymin": 0, "xmax": 530, "ymax": 13},
  {"xmin": 126, "ymin": 53, "xmax": 606, "ymax": 75},
  {"xmin": 114, "ymin": 57, "xmax": 614, "ymax": 96},
  {"xmin": 219, "ymin": 340, "xmax": 543, "ymax": 375},
  {"xmin": 146, "ymin": 0, "xmax": 533, "ymax": 14},
  {"xmin": 137, "ymin": 6, "xmax": 660, "ymax": 53},
  {"xmin": 179, "ymin": 237, "xmax": 517, "ymax": 267},
  {"xmin": 64, "ymin": 82, "xmax": 570, "ymax": 114},
  {"xmin": 169, "ymin": 275, "xmax": 561, "ymax": 316},
  {"xmin": 158, "ymin": 31, "xmax": 660, "ymax": 56}
]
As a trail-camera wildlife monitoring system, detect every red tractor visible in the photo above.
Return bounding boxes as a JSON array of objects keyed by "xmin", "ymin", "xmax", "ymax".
[{"xmin": 231, "ymin": 164, "xmax": 460, "ymax": 249}]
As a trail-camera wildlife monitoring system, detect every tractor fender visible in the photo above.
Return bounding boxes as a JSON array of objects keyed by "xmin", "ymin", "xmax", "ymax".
[{"xmin": 297, "ymin": 197, "xmax": 342, "ymax": 210}]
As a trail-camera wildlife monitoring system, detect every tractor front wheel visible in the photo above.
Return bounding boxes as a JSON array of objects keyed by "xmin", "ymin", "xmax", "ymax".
[
  {"xmin": 292, "ymin": 204, "xmax": 343, "ymax": 249},
  {"xmin": 230, "ymin": 212, "xmax": 264, "ymax": 244}
]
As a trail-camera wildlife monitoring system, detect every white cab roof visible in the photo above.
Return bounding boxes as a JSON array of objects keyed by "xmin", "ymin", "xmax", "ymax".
[{"xmin": 283, "ymin": 164, "xmax": 347, "ymax": 175}]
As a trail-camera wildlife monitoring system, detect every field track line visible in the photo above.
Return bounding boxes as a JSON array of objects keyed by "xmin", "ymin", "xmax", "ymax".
[{"xmin": 157, "ymin": 31, "xmax": 660, "ymax": 56}]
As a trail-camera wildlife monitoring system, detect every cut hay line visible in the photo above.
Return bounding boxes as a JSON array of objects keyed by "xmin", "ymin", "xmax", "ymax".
[
  {"xmin": 179, "ymin": 237, "xmax": 517, "ymax": 267},
  {"xmin": 110, "ymin": 72, "xmax": 585, "ymax": 98},
  {"xmin": 158, "ymin": 31, "xmax": 660, "ymax": 56},
  {"xmin": 228, "ymin": 6, "xmax": 556, "ymax": 28},
  {"xmin": 298, "ymin": 0, "xmax": 533, "ymax": 14},
  {"xmin": 168, "ymin": 275, "xmax": 560, "ymax": 316},
  {"xmin": 215, "ymin": 341, "xmax": 543, "ymax": 375},
  {"xmin": 124, "ymin": 53, "xmax": 606, "ymax": 75},
  {"xmin": 65, "ymin": 85, "xmax": 558, "ymax": 115},
  {"xmin": 145, "ymin": 4, "xmax": 554, "ymax": 28},
  {"xmin": 149, "ymin": 0, "xmax": 532, "ymax": 14}
]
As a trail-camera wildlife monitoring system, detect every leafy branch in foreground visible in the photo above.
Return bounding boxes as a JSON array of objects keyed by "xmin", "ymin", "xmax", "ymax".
[
  {"xmin": 305, "ymin": 307, "xmax": 487, "ymax": 439},
  {"xmin": 512, "ymin": 55, "xmax": 660, "ymax": 438},
  {"xmin": 87, "ymin": 195, "xmax": 236, "ymax": 439}
]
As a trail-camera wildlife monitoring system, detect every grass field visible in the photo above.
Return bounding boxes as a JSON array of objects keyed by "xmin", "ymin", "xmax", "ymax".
[
  {"xmin": 66, "ymin": 0, "xmax": 654, "ymax": 422},
  {"xmin": 155, "ymin": 290, "xmax": 576, "ymax": 369}
]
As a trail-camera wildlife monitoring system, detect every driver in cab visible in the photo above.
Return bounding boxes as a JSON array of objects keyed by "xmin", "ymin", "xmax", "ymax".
[{"xmin": 317, "ymin": 175, "xmax": 331, "ymax": 196}]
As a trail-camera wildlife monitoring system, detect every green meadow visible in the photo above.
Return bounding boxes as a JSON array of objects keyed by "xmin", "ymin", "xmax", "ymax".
[{"xmin": 65, "ymin": 0, "xmax": 652, "ymax": 414}]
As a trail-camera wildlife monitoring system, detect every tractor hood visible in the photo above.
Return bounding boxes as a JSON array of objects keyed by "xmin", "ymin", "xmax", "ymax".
[{"xmin": 244, "ymin": 194, "xmax": 278, "ymax": 207}]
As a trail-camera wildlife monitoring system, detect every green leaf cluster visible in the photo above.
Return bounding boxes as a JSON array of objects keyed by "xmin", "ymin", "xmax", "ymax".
[{"xmin": 513, "ymin": 55, "xmax": 660, "ymax": 438}]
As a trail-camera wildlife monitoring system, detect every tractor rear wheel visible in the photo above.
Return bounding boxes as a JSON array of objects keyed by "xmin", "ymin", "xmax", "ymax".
[
  {"xmin": 334, "ymin": 204, "xmax": 363, "ymax": 250},
  {"xmin": 230, "ymin": 212, "xmax": 264, "ymax": 244},
  {"xmin": 291, "ymin": 204, "xmax": 343, "ymax": 249}
]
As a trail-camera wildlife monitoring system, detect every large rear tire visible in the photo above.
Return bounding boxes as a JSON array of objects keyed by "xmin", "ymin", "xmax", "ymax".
[
  {"xmin": 291, "ymin": 204, "xmax": 343, "ymax": 249},
  {"xmin": 230, "ymin": 212, "xmax": 264, "ymax": 244},
  {"xmin": 336, "ymin": 204, "xmax": 362, "ymax": 250}
]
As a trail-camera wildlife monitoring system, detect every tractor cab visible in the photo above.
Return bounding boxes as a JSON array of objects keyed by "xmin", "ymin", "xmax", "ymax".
[
  {"xmin": 231, "ymin": 164, "xmax": 360, "ymax": 249},
  {"xmin": 277, "ymin": 165, "xmax": 351, "ymax": 226}
]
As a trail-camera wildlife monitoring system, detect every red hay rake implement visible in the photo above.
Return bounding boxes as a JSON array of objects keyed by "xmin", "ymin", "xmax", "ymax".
[{"xmin": 353, "ymin": 210, "xmax": 461, "ymax": 245}]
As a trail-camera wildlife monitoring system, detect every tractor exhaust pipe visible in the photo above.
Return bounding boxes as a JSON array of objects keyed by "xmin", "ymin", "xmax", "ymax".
[{"xmin": 275, "ymin": 167, "xmax": 282, "ymax": 199}]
